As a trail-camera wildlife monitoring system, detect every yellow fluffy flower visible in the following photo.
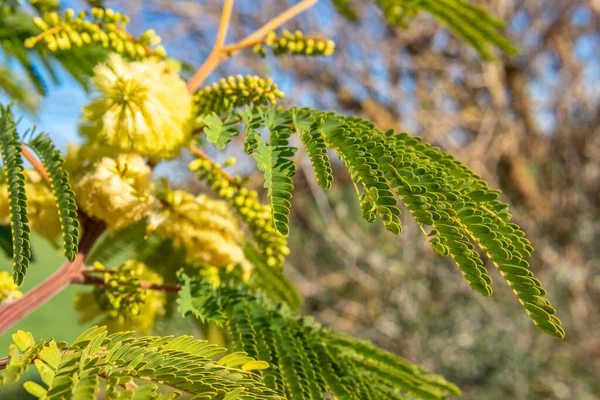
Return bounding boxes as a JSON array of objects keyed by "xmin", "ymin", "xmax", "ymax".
[
  {"xmin": 0, "ymin": 271, "xmax": 22, "ymax": 302},
  {"xmin": 81, "ymin": 53, "xmax": 193, "ymax": 161},
  {"xmin": 150, "ymin": 190, "xmax": 252, "ymax": 279},
  {"xmin": 0, "ymin": 170, "xmax": 61, "ymax": 241},
  {"xmin": 77, "ymin": 154, "xmax": 154, "ymax": 230}
]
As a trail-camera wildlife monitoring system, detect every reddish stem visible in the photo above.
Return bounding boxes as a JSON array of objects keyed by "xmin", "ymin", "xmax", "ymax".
[{"xmin": 0, "ymin": 220, "xmax": 104, "ymax": 336}]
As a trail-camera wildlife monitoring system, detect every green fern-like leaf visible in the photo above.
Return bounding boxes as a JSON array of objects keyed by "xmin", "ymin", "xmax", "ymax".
[
  {"xmin": 27, "ymin": 133, "xmax": 79, "ymax": 262},
  {"xmin": 252, "ymin": 115, "xmax": 297, "ymax": 236},
  {"xmin": 339, "ymin": 0, "xmax": 519, "ymax": 59},
  {"xmin": 1, "ymin": 326, "xmax": 282, "ymax": 399},
  {"xmin": 0, "ymin": 106, "xmax": 30, "ymax": 286},
  {"xmin": 203, "ymin": 112, "xmax": 240, "ymax": 150},
  {"xmin": 0, "ymin": 331, "xmax": 47, "ymax": 386},
  {"xmin": 202, "ymin": 106, "xmax": 562, "ymax": 338},
  {"xmin": 294, "ymin": 112, "xmax": 333, "ymax": 190},
  {"xmin": 178, "ymin": 273, "xmax": 460, "ymax": 400}
]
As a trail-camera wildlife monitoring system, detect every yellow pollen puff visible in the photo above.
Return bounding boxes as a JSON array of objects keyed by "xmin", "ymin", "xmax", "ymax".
[
  {"xmin": 76, "ymin": 154, "xmax": 154, "ymax": 230},
  {"xmin": 80, "ymin": 53, "xmax": 193, "ymax": 161},
  {"xmin": 0, "ymin": 271, "xmax": 22, "ymax": 302},
  {"xmin": 150, "ymin": 190, "xmax": 253, "ymax": 280}
]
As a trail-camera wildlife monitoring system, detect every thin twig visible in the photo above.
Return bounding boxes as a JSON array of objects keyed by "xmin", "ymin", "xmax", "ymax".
[
  {"xmin": 186, "ymin": 0, "xmax": 235, "ymax": 92},
  {"xmin": 73, "ymin": 274, "xmax": 182, "ymax": 294},
  {"xmin": 21, "ymin": 145, "xmax": 49, "ymax": 182},
  {"xmin": 228, "ymin": 0, "xmax": 319, "ymax": 53},
  {"xmin": 215, "ymin": 0, "xmax": 235, "ymax": 48},
  {"xmin": 186, "ymin": 0, "xmax": 318, "ymax": 92},
  {"xmin": 190, "ymin": 145, "xmax": 239, "ymax": 187}
]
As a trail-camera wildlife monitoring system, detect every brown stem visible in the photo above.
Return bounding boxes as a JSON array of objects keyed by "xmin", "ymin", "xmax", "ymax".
[
  {"xmin": 214, "ymin": 0, "xmax": 235, "ymax": 48},
  {"xmin": 73, "ymin": 274, "xmax": 182, "ymax": 294},
  {"xmin": 186, "ymin": 0, "xmax": 235, "ymax": 93},
  {"xmin": 0, "ymin": 220, "xmax": 105, "ymax": 336},
  {"xmin": 21, "ymin": 145, "xmax": 49, "ymax": 182},
  {"xmin": 229, "ymin": 0, "xmax": 319, "ymax": 53},
  {"xmin": 186, "ymin": 0, "xmax": 318, "ymax": 92}
]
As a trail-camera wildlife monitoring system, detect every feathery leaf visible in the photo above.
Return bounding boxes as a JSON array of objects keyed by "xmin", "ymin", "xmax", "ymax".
[
  {"xmin": 27, "ymin": 133, "xmax": 79, "ymax": 262},
  {"xmin": 0, "ymin": 106, "xmax": 30, "ymax": 286}
]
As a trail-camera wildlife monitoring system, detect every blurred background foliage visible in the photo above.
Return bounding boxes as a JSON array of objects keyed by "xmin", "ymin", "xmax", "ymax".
[{"xmin": 0, "ymin": 0, "xmax": 598, "ymax": 399}]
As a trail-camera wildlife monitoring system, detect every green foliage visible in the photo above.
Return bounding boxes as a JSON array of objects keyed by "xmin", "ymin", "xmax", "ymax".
[
  {"xmin": 331, "ymin": 0, "xmax": 518, "ymax": 59},
  {"xmin": 86, "ymin": 221, "xmax": 147, "ymax": 265},
  {"xmin": 0, "ymin": 331, "xmax": 47, "ymax": 386},
  {"xmin": 25, "ymin": 7, "xmax": 165, "ymax": 59},
  {"xmin": 202, "ymin": 113, "xmax": 240, "ymax": 151},
  {"xmin": 244, "ymin": 244, "xmax": 301, "ymax": 311},
  {"xmin": 297, "ymin": 115, "xmax": 333, "ymax": 190},
  {"xmin": 252, "ymin": 121, "xmax": 297, "ymax": 237},
  {"xmin": 178, "ymin": 273, "xmax": 460, "ymax": 400},
  {"xmin": 0, "ymin": 1, "xmax": 566, "ymax": 399},
  {"xmin": 0, "ymin": 326, "xmax": 280, "ymax": 399},
  {"xmin": 0, "ymin": 106, "xmax": 30, "ymax": 286},
  {"xmin": 329, "ymin": 0, "xmax": 359, "ymax": 23},
  {"xmin": 0, "ymin": 224, "xmax": 14, "ymax": 259},
  {"xmin": 27, "ymin": 133, "xmax": 79, "ymax": 261},
  {"xmin": 254, "ymin": 30, "xmax": 335, "ymax": 58},
  {"xmin": 0, "ymin": 67, "xmax": 39, "ymax": 114},
  {"xmin": 194, "ymin": 106, "xmax": 563, "ymax": 339},
  {"xmin": 0, "ymin": 2, "xmax": 108, "ymax": 111},
  {"xmin": 195, "ymin": 75, "xmax": 284, "ymax": 117}
]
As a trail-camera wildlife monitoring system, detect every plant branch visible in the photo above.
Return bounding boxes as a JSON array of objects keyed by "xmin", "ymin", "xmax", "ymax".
[
  {"xmin": 186, "ymin": 0, "xmax": 318, "ymax": 92},
  {"xmin": 73, "ymin": 274, "xmax": 182, "ymax": 294},
  {"xmin": 0, "ymin": 219, "xmax": 105, "ymax": 336},
  {"xmin": 21, "ymin": 144, "xmax": 49, "ymax": 182},
  {"xmin": 186, "ymin": 0, "xmax": 235, "ymax": 93},
  {"xmin": 226, "ymin": 0, "xmax": 319, "ymax": 54},
  {"xmin": 215, "ymin": 0, "xmax": 235, "ymax": 48},
  {"xmin": 190, "ymin": 145, "xmax": 238, "ymax": 186}
]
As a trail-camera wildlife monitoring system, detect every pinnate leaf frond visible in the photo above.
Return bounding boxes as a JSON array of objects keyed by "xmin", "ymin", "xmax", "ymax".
[
  {"xmin": 194, "ymin": 106, "xmax": 563, "ymax": 339},
  {"xmin": 178, "ymin": 273, "xmax": 460, "ymax": 400},
  {"xmin": 27, "ymin": 132, "xmax": 79, "ymax": 262},
  {"xmin": 1, "ymin": 326, "xmax": 281, "ymax": 399},
  {"xmin": 0, "ymin": 106, "xmax": 30, "ymax": 286}
]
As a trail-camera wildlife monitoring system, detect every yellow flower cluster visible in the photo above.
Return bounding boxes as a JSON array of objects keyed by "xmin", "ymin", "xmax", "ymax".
[
  {"xmin": 150, "ymin": 189, "xmax": 252, "ymax": 279},
  {"xmin": 194, "ymin": 75, "xmax": 285, "ymax": 116},
  {"xmin": 76, "ymin": 154, "xmax": 154, "ymax": 230},
  {"xmin": 26, "ymin": 7, "xmax": 166, "ymax": 59},
  {"xmin": 81, "ymin": 54, "xmax": 193, "ymax": 161},
  {"xmin": 75, "ymin": 261, "xmax": 165, "ymax": 334},
  {"xmin": 0, "ymin": 271, "xmax": 22, "ymax": 302},
  {"xmin": 0, "ymin": 170, "xmax": 61, "ymax": 241},
  {"xmin": 254, "ymin": 30, "xmax": 335, "ymax": 57}
]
